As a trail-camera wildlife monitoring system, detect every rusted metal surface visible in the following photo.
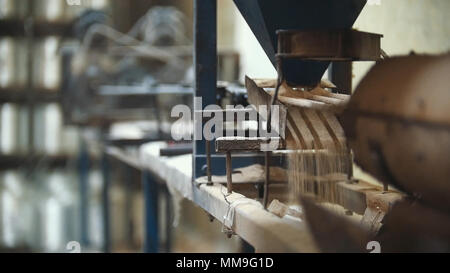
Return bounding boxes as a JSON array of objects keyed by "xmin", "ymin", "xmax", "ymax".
[
  {"xmin": 342, "ymin": 54, "xmax": 450, "ymax": 212},
  {"xmin": 277, "ymin": 29, "xmax": 382, "ymax": 61},
  {"xmin": 226, "ymin": 151, "xmax": 233, "ymax": 194}
]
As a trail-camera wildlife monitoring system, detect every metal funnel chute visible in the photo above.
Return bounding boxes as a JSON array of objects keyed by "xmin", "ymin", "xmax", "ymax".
[{"xmin": 233, "ymin": 0, "xmax": 367, "ymax": 86}]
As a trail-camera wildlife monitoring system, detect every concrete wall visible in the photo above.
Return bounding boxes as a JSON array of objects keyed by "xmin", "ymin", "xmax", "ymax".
[{"xmin": 353, "ymin": 0, "xmax": 450, "ymax": 89}]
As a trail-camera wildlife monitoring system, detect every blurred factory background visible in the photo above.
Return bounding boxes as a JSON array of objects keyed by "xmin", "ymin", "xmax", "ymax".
[{"xmin": 0, "ymin": 0, "xmax": 449, "ymax": 253}]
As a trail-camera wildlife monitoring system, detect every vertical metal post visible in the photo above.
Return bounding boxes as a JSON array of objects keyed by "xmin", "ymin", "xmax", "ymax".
[
  {"xmin": 78, "ymin": 139, "xmax": 90, "ymax": 247},
  {"xmin": 328, "ymin": 62, "xmax": 353, "ymax": 94},
  {"xmin": 347, "ymin": 150, "xmax": 354, "ymax": 181},
  {"xmin": 263, "ymin": 151, "xmax": 271, "ymax": 209},
  {"xmin": 194, "ymin": 0, "xmax": 217, "ymax": 179},
  {"xmin": 101, "ymin": 152, "xmax": 111, "ymax": 253},
  {"xmin": 124, "ymin": 165, "xmax": 135, "ymax": 249},
  {"xmin": 226, "ymin": 151, "xmax": 233, "ymax": 194},
  {"xmin": 206, "ymin": 140, "xmax": 212, "ymax": 184},
  {"xmin": 142, "ymin": 171, "xmax": 159, "ymax": 253},
  {"xmin": 193, "ymin": 0, "xmax": 260, "ymax": 178},
  {"xmin": 164, "ymin": 188, "xmax": 173, "ymax": 253}
]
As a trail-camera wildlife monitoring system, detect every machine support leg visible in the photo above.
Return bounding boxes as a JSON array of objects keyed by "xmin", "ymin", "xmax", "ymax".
[
  {"xmin": 206, "ymin": 140, "xmax": 212, "ymax": 185},
  {"xmin": 193, "ymin": 0, "xmax": 217, "ymax": 179},
  {"xmin": 164, "ymin": 188, "xmax": 172, "ymax": 253},
  {"xmin": 101, "ymin": 152, "xmax": 111, "ymax": 253},
  {"xmin": 142, "ymin": 171, "xmax": 159, "ymax": 253},
  {"xmin": 124, "ymin": 165, "xmax": 135, "ymax": 249},
  {"xmin": 78, "ymin": 140, "xmax": 90, "ymax": 247},
  {"xmin": 226, "ymin": 151, "xmax": 233, "ymax": 194},
  {"xmin": 347, "ymin": 150, "xmax": 354, "ymax": 181}
]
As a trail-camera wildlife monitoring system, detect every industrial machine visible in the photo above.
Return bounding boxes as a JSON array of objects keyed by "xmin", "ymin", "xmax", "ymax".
[
  {"xmin": 196, "ymin": 0, "xmax": 380, "ymax": 205},
  {"xmin": 194, "ymin": 0, "xmax": 450, "ymax": 252}
]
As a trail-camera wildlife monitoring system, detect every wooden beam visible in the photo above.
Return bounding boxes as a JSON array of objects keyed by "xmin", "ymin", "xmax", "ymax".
[
  {"xmin": 109, "ymin": 143, "xmax": 405, "ymax": 218},
  {"xmin": 138, "ymin": 142, "xmax": 318, "ymax": 253},
  {"xmin": 335, "ymin": 180, "xmax": 405, "ymax": 215}
]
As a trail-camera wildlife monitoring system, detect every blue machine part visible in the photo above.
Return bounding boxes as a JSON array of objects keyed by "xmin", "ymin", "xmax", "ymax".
[{"xmin": 233, "ymin": 0, "xmax": 366, "ymax": 86}]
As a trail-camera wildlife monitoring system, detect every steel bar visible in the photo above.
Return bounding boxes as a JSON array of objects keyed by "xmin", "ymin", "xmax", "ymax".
[
  {"xmin": 206, "ymin": 140, "xmax": 212, "ymax": 184},
  {"xmin": 142, "ymin": 171, "xmax": 159, "ymax": 253},
  {"xmin": 226, "ymin": 151, "xmax": 233, "ymax": 194},
  {"xmin": 101, "ymin": 152, "xmax": 111, "ymax": 253},
  {"xmin": 264, "ymin": 151, "xmax": 271, "ymax": 209}
]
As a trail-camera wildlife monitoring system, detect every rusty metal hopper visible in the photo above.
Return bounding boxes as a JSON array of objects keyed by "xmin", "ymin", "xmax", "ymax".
[{"xmin": 233, "ymin": 0, "xmax": 367, "ymax": 86}]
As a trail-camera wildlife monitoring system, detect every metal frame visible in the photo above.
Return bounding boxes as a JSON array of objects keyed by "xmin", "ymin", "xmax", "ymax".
[
  {"xmin": 193, "ymin": 0, "xmax": 218, "ymax": 180},
  {"xmin": 193, "ymin": 0, "xmax": 262, "ymax": 181},
  {"xmin": 100, "ymin": 143, "xmax": 176, "ymax": 253},
  {"xmin": 142, "ymin": 171, "xmax": 159, "ymax": 253},
  {"xmin": 101, "ymin": 151, "xmax": 111, "ymax": 253},
  {"xmin": 78, "ymin": 139, "xmax": 90, "ymax": 248}
]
